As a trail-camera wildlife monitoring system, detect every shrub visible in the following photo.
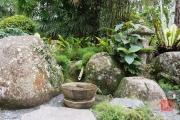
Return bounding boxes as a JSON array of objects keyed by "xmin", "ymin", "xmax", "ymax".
[
  {"xmin": 77, "ymin": 47, "xmax": 103, "ymax": 60},
  {"xmin": 61, "ymin": 46, "xmax": 102, "ymax": 61},
  {"xmin": 82, "ymin": 51, "xmax": 96, "ymax": 65},
  {"xmin": 57, "ymin": 35, "xmax": 102, "ymax": 61},
  {"xmin": 55, "ymin": 55, "xmax": 70, "ymax": 76},
  {"xmin": 63, "ymin": 49, "xmax": 77, "ymax": 60},
  {"xmin": 92, "ymin": 101, "xmax": 162, "ymax": 120},
  {"xmin": 0, "ymin": 28, "xmax": 27, "ymax": 39},
  {"xmin": 0, "ymin": 15, "xmax": 36, "ymax": 34}
]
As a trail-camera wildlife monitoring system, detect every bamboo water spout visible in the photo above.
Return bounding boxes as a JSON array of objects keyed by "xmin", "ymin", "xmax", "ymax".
[{"xmin": 78, "ymin": 67, "xmax": 84, "ymax": 81}]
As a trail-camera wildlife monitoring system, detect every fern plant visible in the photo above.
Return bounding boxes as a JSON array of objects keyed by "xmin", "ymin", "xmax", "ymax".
[{"xmin": 163, "ymin": 24, "xmax": 180, "ymax": 48}]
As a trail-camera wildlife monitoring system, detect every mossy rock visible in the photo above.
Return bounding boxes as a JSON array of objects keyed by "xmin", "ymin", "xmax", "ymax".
[{"xmin": 84, "ymin": 52, "xmax": 125, "ymax": 95}]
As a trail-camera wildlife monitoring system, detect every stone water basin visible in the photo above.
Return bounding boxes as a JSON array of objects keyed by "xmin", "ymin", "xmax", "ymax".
[
  {"xmin": 62, "ymin": 82, "xmax": 97, "ymax": 100},
  {"xmin": 63, "ymin": 97, "xmax": 95, "ymax": 109},
  {"xmin": 62, "ymin": 82, "xmax": 97, "ymax": 109}
]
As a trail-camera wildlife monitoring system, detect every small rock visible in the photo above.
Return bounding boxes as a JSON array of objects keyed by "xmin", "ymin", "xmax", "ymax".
[
  {"xmin": 110, "ymin": 98, "xmax": 144, "ymax": 109},
  {"xmin": 153, "ymin": 110, "xmax": 180, "ymax": 120}
]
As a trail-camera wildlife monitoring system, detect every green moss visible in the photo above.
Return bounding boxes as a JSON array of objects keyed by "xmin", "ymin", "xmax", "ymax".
[
  {"xmin": 92, "ymin": 101, "xmax": 163, "ymax": 120},
  {"xmin": 33, "ymin": 43, "xmax": 64, "ymax": 89}
]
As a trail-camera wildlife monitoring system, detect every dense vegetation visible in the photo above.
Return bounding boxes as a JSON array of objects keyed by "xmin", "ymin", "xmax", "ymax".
[
  {"xmin": 92, "ymin": 101, "xmax": 162, "ymax": 120},
  {"xmin": 0, "ymin": 0, "xmax": 180, "ymax": 112}
]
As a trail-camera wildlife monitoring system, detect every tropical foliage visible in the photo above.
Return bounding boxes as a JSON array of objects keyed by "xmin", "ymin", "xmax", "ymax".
[
  {"xmin": 163, "ymin": 24, "xmax": 180, "ymax": 48},
  {"xmin": 97, "ymin": 21, "xmax": 147, "ymax": 75},
  {"xmin": 153, "ymin": 18, "xmax": 180, "ymax": 53},
  {"xmin": 15, "ymin": 0, "xmax": 141, "ymax": 39}
]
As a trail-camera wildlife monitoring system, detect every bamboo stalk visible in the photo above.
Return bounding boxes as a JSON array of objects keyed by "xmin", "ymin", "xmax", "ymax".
[{"xmin": 78, "ymin": 67, "xmax": 84, "ymax": 81}]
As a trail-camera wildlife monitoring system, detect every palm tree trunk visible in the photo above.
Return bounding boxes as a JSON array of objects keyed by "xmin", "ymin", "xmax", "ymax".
[{"xmin": 175, "ymin": 0, "xmax": 180, "ymax": 27}]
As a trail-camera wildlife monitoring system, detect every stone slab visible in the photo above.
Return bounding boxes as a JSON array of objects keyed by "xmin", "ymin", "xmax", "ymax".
[{"xmin": 21, "ymin": 106, "xmax": 96, "ymax": 120}]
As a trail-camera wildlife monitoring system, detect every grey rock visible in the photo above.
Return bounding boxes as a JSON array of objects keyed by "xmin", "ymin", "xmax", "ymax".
[
  {"xmin": 114, "ymin": 77, "xmax": 167, "ymax": 109},
  {"xmin": 0, "ymin": 36, "xmax": 64, "ymax": 109},
  {"xmin": 153, "ymin": 110, "xmax": 180, "ymax": 120},
  {"xmin": 136, "ymin": 25, "xmax": 155, "ymax": 35},
  {"xmin": 21, "ymin": 106, "xmax": 96, "ymax": 120},
  {"xmin": 0, "ymin": 94, "xmax": 64, "ymax": 120},
  {"xmin": 110, "ymin": 98, "xmax": 144, "ymax": 109},
  {"xmin": 154, "ymin": 52, "xmax": 180, "ymax": 84},
  {"xmin": 95, "ymin": 94, "xmax": 112, "ymax": 103},
  {"xmin": 84, "ymin": 52, "xmax": 125, "ymax": 95},
  {"xmin": 43, "ymin": 94, "xmax": 64, "ymax": 107}
]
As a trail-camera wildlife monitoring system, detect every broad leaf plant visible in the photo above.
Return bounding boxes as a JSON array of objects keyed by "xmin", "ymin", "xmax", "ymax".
[{"xmin": 97, "ymin": 21, "xmax": 147, "ymax": 75}]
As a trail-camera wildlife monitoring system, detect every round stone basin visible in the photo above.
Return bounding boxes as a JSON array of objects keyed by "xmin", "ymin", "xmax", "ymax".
[
  {"xmin": 62, "ymin": 82, "xmax": 97, "ymax": 100},
  {"xmin": 64, "ymin": 97, "xmax": 95, "ymax": 109}
]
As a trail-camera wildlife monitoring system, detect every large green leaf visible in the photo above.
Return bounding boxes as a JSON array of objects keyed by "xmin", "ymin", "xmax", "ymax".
[
  {"xmin": 58, "ymin": 34, "xmax": 69, "ymax": 48},
  {"xmin": 129, "ymin": 46, "xmax": 141, "ymax": 52},
  {"xmin": 122, "ymin": 39, "xmax": 130, "ymax": 44},
  {"xmin": 115, "ymin": 23, "xmax": 124, "ymax": 31},
  {"xmin": 131, "ymin": 53, "xmax": 138, "ymax": 58},
  {"xmin": 132, "ymin": 60, "xmax": 141, "ymax": 65},
  {"xmin": 131, "ymin": 34, "xmax": 146, "ymax": 40},
  {"xmin": 96, "ymin": 37, "xmax": 109, "ymax": 48},
  {"xmin": 117, "ymin": 47, "xmax": 130, "ymax": 54},
  {"xmin": 169, "ymin": 24, "xmax": 177, "ymax": 46},
  {"xmin": 124, "ymin": 28, "xmax": 134, "ymax": 35},
  {"xmin": 125, "ymin": 54, "xmax": 134, "ymax": 64},
  {"xmin": 114, "ymin": 33, "xmax": 121, "ymax": 42}
]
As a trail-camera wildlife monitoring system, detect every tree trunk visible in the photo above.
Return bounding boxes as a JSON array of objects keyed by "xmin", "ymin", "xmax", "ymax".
[{"xmin": 175, "ymin": 0, "xmax": 180, "ymax": 27}]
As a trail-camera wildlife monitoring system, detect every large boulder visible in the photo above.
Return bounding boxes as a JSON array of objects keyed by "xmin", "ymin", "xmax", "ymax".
[
  {"xmin": 114, "ymin": 77, "xmax": 167, "ymax": 109},
  {"xmin": 84, "ymin": 52, "xmax": 124, "ymax": 95},
  {"xmin": 154, "ymin": 52, "xmax": 180, "ymax": 84},
  {"xmin": 0, "ymin": 36, "xmax": 64, "ymax": 109}
]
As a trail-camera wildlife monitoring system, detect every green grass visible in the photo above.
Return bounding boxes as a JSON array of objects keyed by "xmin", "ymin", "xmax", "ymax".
[{"xmin": 92, "ymin": 101, "xmax": 163, "ymax": 120}]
